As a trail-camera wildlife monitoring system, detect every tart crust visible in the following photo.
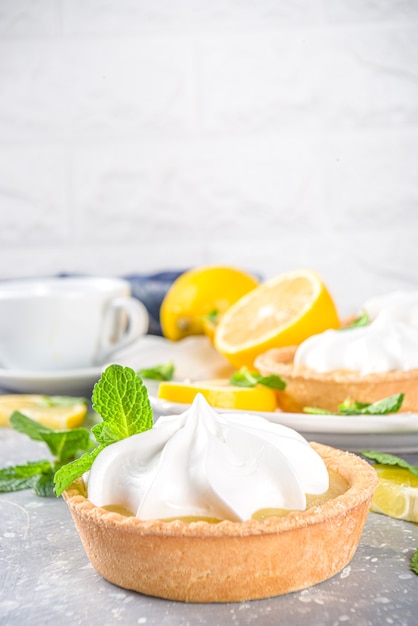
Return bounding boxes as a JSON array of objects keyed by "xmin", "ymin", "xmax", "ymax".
[
  {"xmin": 255, "ymin": 346, "xmax": 418, "ymax": 413},
  {"xmin": 63, "ymin": 442, "xmax": 377, "ymax": 603}
]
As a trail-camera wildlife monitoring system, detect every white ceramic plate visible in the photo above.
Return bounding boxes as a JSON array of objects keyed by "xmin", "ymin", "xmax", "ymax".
[
  {"xmin": 2, "ymin": 333, "xmax": 417, "ymax": 452},
  {"xmin": 150, "ymin": 396, "xmax": 418, "ymax": 453}
]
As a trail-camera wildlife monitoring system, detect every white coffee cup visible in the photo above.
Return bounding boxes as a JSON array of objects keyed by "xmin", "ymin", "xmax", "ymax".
[{"xmin": 0, "ymin": 276, "xmax": 149, "ymax": 371}]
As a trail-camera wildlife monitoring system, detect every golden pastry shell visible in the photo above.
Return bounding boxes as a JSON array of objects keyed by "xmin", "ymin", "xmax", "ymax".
[
  {"xmin": 63, "ymin": 442, "xmax": 377, "ymax": 603},
  {"xmin": 255, "ymin": 346, "xmax": 418, "ymax": 413}
]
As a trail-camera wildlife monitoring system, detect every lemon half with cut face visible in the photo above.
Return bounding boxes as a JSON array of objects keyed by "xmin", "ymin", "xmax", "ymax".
[{"xmin": 214, "ymin": 269, "xmax": 340, "ymax": 369}]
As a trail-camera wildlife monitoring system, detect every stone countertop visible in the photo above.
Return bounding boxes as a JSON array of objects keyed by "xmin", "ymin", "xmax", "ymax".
[{"xmin": 1, "ymin": 428, "xmax": 418, "ymax": 626}]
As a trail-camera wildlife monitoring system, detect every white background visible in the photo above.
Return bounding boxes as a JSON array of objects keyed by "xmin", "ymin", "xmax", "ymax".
[{"xmin": 1, "ymin": 0, "xmax": 418, "ymax": 317}]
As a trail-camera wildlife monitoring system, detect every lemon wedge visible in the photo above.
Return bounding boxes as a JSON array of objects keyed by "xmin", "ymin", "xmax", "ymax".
[
  {"xmin": 157, "ymin": 379, "xmax": 277, "ymax": 412},
  {"xmin": 371, "ymin": 464, "xmax": 418, "ymax": 522},
  {"xmin": 214, "ymin": 269, "xmax": 340, "ymax": 369},
  {"xmin": 160, "ymin": 266, "xmax": 259, "ymax": 341},
  {"xmin": 0, "ymin": 394, "xmax": 88, "ymax": 430}
]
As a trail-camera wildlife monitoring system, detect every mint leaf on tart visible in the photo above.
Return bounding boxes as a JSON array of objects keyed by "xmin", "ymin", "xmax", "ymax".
[
  {"xmin": 339, "ymin": 311, "xmax": 371, "ymax": 330},
  {"xmin": 54, "ymin": 364, "xmax": 153, "ymax": 497},
  {"xmin": 92, "ymin": 364, "xmax": 153, "ymax": 441}
]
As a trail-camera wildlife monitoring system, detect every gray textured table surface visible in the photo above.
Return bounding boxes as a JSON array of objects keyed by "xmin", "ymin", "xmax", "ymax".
[{"xmin": 2, "ymin": 427, "xmax": 418, "ymax": 626}]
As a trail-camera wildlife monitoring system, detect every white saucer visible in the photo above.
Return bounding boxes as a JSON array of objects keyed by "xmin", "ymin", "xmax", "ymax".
[
  {"xmin": 0, "ymin": 365, "xmax": 103, "ymax": 397},
  {"xmin": 0, "ymin": 335, "xmax": 233, "ymax": 398}
]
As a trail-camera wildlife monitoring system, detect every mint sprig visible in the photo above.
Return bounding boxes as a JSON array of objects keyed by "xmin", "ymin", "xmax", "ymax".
[
  {"xmin": 230, "ymin": 367, "xmax": 286, "ymax": 391},
  {"xmin": 359, "ymin": 450, "xmax": 418, "ymax": 479},
  {"xmin": 137, "ymin": 361, "xmax": 175, "ymax": 381},
  {"xmin": 304, "ymin": 393, "xmax": 404, "ymax": 416},
  {"xmin": 0, "ymin": 412, "xmax": 93, "ymax": 497},
  {"xmin": 54, "ymin": 364, "xmax": 153, "ymax": 496}
]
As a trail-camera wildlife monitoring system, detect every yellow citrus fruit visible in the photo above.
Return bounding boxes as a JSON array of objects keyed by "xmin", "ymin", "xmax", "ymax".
[
  {"xmin": 0, "ymin": 395, "xmax": 88, "ymax": 429},
  {"xmin": 214, "ymin": 269, "xmax": 340, "ymax": 369},
  {"xmin": 370, "ymin": 464, "xmax": 418, "ymax": 522},
  {"xmin": 160, "ymin": 266, "xmax": 259, "ymax": 341},
  {"xmin": 157, "ymin": 380, "xmax": 277, "ymax": 412}
]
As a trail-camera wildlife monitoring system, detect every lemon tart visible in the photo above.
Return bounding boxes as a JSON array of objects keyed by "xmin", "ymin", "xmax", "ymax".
[
  {"xmin": 255, "ymin": 313, "xmax": 418, "ymax": 413},
  {"xmin": 63, "ymin": 396, "xmax": 377, "ymax": 603}
]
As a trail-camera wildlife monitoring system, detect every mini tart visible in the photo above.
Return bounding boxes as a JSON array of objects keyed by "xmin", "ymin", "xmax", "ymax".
[
  {"xmin": 255, "ymin": 346, "xmax": 418, "ymax": 413},
  {"xmin": 63, "ymin": 442, "xmax": 377, "ymax": 603}
]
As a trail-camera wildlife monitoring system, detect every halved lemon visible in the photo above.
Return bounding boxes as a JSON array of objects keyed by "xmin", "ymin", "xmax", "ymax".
[
  {"xmin": 160, "ymin": 266, "xmax": 259, "ymax": 341},
  {"xmin": 214, "ymin": 269, "xmax": 340, "ymax": 369},
  {"xmin": 0, "ymin": 394, "xmax": 88, "ymax": 430},
  {"xmin": 157, "ymin": 380, "xmax": 277, "ymax": 412},
  {"xmin": 370, "ymin": 464, "xmax": 418, "ymax": 522}
]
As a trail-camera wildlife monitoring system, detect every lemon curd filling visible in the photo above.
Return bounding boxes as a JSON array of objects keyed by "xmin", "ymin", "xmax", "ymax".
[{"xmin": 88, "ymin": 394, "xmax": 331, "ymax": 523}]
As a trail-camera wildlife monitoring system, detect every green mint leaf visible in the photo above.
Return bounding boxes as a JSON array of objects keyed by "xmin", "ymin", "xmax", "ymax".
[
  {"xmin": 257, "ymin": 374, "xmax": 286, "ymax": 390},
  {"xmin": 338, "ymin": 397, "xmax": 371, "ymax": 412},
  {"xmin": 411, "ymin": 549, "xmax": 418, "ymax": 575},
  {"xmin": 0, "ymin": 460, "xmax": 52, "ymax": 493},
  {"xmin": 33, "ymin": 467, "xmax": 56, "ymax": 497},
  {"xmin": 39, "ymin": 428, "xmax": 94, "ymax": 463},
  {"xmin": 54, "ymin": 365, "xmax": 155, "ymax": 496},
  {"xmin": 137, "ymin": 361, "xmax": 175, "ymax": 381},
  {"xmin": 54, "ymin": 446, "xmax": 103, "ymax": 497},
  {"xmin": 90, "ymin": 421, "xmax": 121, "ymax": 447},
  {"xmin": 339, "ymin": 393, "xmax": 404, "ymax": 415},
  {"xmin": 303, "ymin": 407, "xmax": 334, "ymax": 415},
  {"xmin": 360, "ymin": 450, "xmax": 418, "ymax": 478},
  {"xmin": 92, "ymin": 364, "xmax": 153, "ymax": 443},
  {"xmin": 305, "ymin": 393, "xmax": 405, "ymax": 416},
  {"xmin": 205, "ymin": 309, "xmax": 220, "ymax": 324},
  {"xmin": 340, "ymin": 312, "xmax": 371, "ymax": 330},
  {"xmin": 10, "ymin": 412, "xmax": 94, "ymax": 462},
  {"xmin": 38, "ymin": 395, "xmax": 87, "ymax": 408},
  {"xmin": 230, "ymin": 367, "xmax": 286, "ymax": 390},
  {"xmin": 10, "ymin": 411, "xmax": 54, "ymax": 442},
  {"xmin": 230, "ymin": 368, "xmax": 260, "ymax": 388},
  {"xmin": 362, "ymin": 393, "xmax": 404, "ymax": 415}
]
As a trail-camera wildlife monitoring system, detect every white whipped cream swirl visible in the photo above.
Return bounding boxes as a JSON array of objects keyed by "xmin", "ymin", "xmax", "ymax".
[
  {"xmin": 87, "ymin": 394, "xmax": 329, "ymax": 522},
  {"xmin": 294, "ymin": 311, "xmax": 418, "ymax": 375}
]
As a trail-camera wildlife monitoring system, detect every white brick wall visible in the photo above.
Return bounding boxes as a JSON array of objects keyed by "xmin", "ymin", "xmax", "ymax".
[{"xmin": 0, "ymin": 0, "xmax": 417, "ymax": 316}]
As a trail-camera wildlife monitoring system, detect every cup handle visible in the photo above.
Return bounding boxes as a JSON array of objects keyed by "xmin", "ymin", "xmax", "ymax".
[{"xmin": 96, "ymin": 297, "xmax": 149, "ymax": 364}]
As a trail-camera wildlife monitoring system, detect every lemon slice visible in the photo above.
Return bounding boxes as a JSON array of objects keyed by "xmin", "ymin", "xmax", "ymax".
[
  {"xmin": 0, "ymin": 394, "xmax": 88, "ymax": 430},
  {"xmin": 214, "ymin": 269, "xmax": 340, "ymax": 369},
  {"xmin": 160, "ymin": 266, "xmax": 259, "ymax": 341},
  {"xmin": 370, "ymin": 464, "xmax": 418, "ymax": 522},
  {"xmin": 157, "ymin": 379, "xmax": 277, "ymax": 412}
]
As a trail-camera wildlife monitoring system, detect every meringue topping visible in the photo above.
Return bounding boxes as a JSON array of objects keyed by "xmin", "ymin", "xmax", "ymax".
[
  {"xmin": 294, "ymin": 311, "xmax": 418, "ymax": 375},
  {"xmin": 87, "ymin": 394, "xmax": 329, "ymax": 522},
  {"xmin": 362, "ymin": 290, "xmax": 418, "ymax": 327}
]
